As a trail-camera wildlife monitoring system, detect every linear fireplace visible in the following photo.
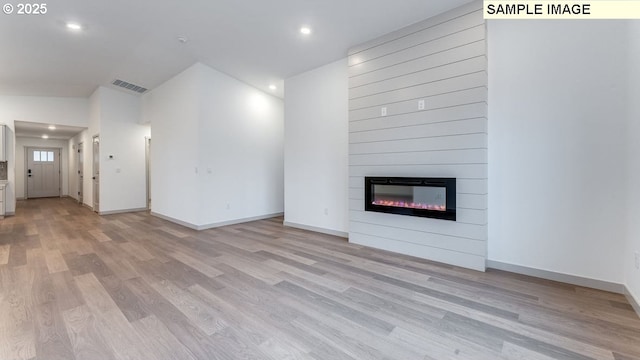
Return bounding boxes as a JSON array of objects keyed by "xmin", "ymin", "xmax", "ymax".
[{"xmin": 365, "ymin": 177, "xmax": 456, "ymax": 221}]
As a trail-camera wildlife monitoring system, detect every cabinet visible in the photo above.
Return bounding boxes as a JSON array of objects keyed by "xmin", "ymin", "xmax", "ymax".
[{"xmin": 0, "ymin": 125, "xmax": 5, "ymax": 161}]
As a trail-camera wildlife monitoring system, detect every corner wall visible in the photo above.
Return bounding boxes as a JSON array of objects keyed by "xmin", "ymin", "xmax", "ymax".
[
  {"xmin": 347, "ymin": 1, "xmax": 488, "ymax": 271},
  {"xmin": 144, "ymin": 63, "xmax": 284, "ymax": 229},
  {"xmin": 487, "ymin": 20, "xmax": 628, "ymax": 284},
  {"xmin": 284, "ymin": 59, "xmax": 349, "ymax": 236}
]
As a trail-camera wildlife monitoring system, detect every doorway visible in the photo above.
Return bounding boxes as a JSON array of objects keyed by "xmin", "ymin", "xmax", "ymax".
[
  {"xmin": 145, "ymin": 137, "xmax": 151, "ymax": 209},
  {"xmin": 77, "ymin": 142, "xmax": 84, "ymax": 204},
  {"xmin": 92, "ymin": 135, "xmax": 100, "ymax": 212},
  {"xmin": 26, "ymin": 147, "xmax": 61, "ymax": 198}
]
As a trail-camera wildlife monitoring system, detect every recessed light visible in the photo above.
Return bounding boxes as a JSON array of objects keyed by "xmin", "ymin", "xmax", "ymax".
[
  {"xmin": 42, "ymin": 135, "xmax": 49, "ymax": 139},
  {"xmin": 66, "ymin": 22, "xmax": 82, "ymax": 31},
  {"xmin": 300, "ymin": 27, "xmax": 312, "ymax": 35},
  {"xmin": 48, "ymin": 125, "xmax": 56, "ymax": 130},
  {"xmin": 269, "ymin": 85, "xmax": 277, "ymax": 91}
]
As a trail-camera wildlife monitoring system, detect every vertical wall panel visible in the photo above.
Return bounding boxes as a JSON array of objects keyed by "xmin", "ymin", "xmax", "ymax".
[{"xmin": 348, "ymin": 1, "xmax": 487, "ymax": 271}]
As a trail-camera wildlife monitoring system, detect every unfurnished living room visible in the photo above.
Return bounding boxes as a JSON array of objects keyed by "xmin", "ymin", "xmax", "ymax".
[{"xmin": 1, "ymin": 0, "xmax": 639, "ymax": 359}]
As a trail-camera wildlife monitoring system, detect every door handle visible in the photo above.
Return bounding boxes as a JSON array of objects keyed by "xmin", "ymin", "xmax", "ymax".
[{"xmin": 92, "ymin": 177, "xmax": 96, "ymax": 180}]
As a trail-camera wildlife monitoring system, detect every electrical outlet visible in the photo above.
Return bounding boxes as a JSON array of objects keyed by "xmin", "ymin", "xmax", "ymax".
[
  {"xmin": 635, "ymin": 251, "xmax": 640, "ymax": 270},
  {"xmin": 418, "ymin": 99, "xmax": 425, "ymax": 110},
  {"xmin": 381, "ymin": 107, "xmax": 387, "ymax": 116}
]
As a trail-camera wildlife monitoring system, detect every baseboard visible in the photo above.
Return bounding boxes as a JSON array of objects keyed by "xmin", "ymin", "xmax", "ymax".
[
  {"xmin": 151, "ymin": 212, "xmax": 284, "ymax": 231},
  {"xmin": 283, "ymin": 221, "xmax": 349, "ymax": 238},
  {"xmin": 100, "ymin": 207, "xmax": 148, "ymax": 216},
  {"xmin": 486, "ymin": 260, "xmax": 625, "ymax": 294},
  {"xmin": 150, "ymin": 212, "xmax": 200, "ymax": 230},
  {"xmin": 625, "ymin": 286, "xmax": 640, "ymax": 319}
]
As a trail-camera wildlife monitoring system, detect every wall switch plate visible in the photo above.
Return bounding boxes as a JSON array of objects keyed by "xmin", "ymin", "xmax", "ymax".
[
  {"xmin": 418, "ymin": 100, "xmax": 425, "ymax": 110},
  {"xmin": 381, "ymin": 107, "xmax": 387, "ymax": 116},
  {"xmin": 635, "ymin": 251, "xmax": 640, "ymax": 270},
  {"xmin": 324, "ymin": 208, "xmax": 329, "ymax": 216}
]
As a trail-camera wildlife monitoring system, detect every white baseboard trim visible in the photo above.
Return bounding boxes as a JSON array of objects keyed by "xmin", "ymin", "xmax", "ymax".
[
  {"xmin": 151, "ymin": 212, "xmax": 284, "ymax": 231},
  {"xmin": 150, "ymin": 212, "xmax": 199, "ymax": 230},
  {"xmin": 283, "ymin": 221, "xmax": 349, "ymax": 238},
  {"xmin": 625, "ymin": 286, "xmax": 640, "ymax": 319},
  {"xmin": 486, "ymin": 260, "xmax": 625, "ymax": 294},
  {"xmin": 100, "ymin": 207, "xmax": 148, "ymax": 216}
]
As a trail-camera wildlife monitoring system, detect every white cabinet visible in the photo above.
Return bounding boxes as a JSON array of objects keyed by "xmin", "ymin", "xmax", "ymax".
[{"xmin": 0, "ymin": 125, "xmax": 5, "ymax": 161}]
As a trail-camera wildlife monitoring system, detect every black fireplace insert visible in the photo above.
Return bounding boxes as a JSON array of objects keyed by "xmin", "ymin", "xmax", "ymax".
[{"xmin": 364, "ymin": 177, "xmax": 456, "ymax": 221}]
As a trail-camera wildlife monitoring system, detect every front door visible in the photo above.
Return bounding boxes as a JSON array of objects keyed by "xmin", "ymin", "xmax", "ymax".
[{"xmin": 26, "ymin": 147, "xmax": 61, "ymax": 198}]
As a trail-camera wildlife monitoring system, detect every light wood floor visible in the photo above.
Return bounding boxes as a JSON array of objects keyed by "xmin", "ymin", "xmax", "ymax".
[{"xmin": 0, "ymin": 198, "xmax": 639, "ymax": 360}]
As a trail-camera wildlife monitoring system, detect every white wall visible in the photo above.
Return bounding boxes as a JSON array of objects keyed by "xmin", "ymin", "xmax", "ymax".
[
  {"xmin": 625, "ymin": 20, "xmax": 640, "ymax": 305},
  {"xmin": 488, "ymin": 21, "xmax": 628, "ymax": 283},
  {"xmin": 197, "ymin": 64, "xmax": 284, "ymax": 226},
  {"xmin": 15, "ymin": 137, "xmax": 69, "ymax": 199},
  {"xmin": 284, "ymin": 59, "xmax": 349, "ymax": 235},
  {"xmin": 143, "ymin": 65, "xmax": 202, "ymax": 225},
  {"xmin": 144, "ymin": 63, "xmax": 283, "ymax": 228},
  {"xmin": 0, "ymin": 96, "xmax": 89, "ymax": 214},
  {"xmin": 98, "ymin": 87, "xmax": 149, "ymax": 213}
]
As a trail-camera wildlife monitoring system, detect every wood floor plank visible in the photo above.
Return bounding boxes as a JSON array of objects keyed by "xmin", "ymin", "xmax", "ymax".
[
  {"xmin": 44, "ymin": 250, "xmax": 69, "ymax": 274},
  {"xmin": 149, "ymin": 279, "xmax": 227, "ymax": 336},
  {"xmin": 62, "ymin": 305, "xmax": 116, "ymax": 360},
  {"xmin": 1, "ymin": 198, "xmax": 638, "ymax": 360},
  {"xmin": 0, "ymin": 244, "xmax": 10, "ymax": 265},
  {"xmin": 131, "ymin": 315, "xmax": 198, "ymax": 360}
]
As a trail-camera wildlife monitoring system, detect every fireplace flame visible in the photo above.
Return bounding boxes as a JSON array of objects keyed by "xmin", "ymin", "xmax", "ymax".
[{"xmin": 372, "ymin": 200, "xmax": 446, "ymax": 211}]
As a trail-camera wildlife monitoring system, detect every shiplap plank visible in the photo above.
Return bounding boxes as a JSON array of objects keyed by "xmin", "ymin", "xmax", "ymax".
[
  {"xmin": 350, "ymin": 40, "xmax": 486, "ymax": 88},
  {"xmin": 349, "ymin": 149, "xmax": 486, "ymax": 166},
  {"xmin": 349, "ymin": 133, "xmax": 487, "ymax": 155},
  {"xmin": 350, "ymin": 71, "xmax": 487, "ymax": 111},
  {"xmin": 349, "ymin": 233, "xmax": 486, "ymax": 271},
  {"xmin": 349, "ymin": 87, "xmax": 487, "ymax": 122},
  {"xmin": 350, "ymin": 118, "xmax": 486, "ymax": 144},
  {"xmin": 349, "ymin": 221, "xmax": 487, "ymax": 252},
  {"xmin": 350, "ymin": 102, "xmax": 486, "ymax": 131},
  {"xmin": 350, "ymin": 56, "xmax": 487, "ymax": 100},
  {"xmin": 349, "ymin": 25, "xmax": 485, "ymax": 77}
]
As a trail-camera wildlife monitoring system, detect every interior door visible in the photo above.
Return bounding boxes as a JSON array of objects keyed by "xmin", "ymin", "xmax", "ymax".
[
  {"xmin": 92, "ymin": 136, "xmax": 99, "ymax": 212},
  {"xmin": 77, "ymin": 143, "xmax": 83, "ymax": 204},
  {"xmin": 26, "ymin": 147, "xmax": 61, "ymax": 198}
]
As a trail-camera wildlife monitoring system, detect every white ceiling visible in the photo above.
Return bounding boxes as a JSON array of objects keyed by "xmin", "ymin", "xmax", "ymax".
[{"xmin": 0, "ymin": 0, "xmax": 473, "ymax": 99}]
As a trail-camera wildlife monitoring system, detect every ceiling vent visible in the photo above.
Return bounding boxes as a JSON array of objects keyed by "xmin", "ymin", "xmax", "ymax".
[{"xmin": 111, "ymin": 79, "xmax": 148, "ymax": 94}]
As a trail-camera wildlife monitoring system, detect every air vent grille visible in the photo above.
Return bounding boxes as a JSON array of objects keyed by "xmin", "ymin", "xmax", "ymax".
[{"xmin": 112, "ymin": 79, "xmax": 148, "ymax": 94}]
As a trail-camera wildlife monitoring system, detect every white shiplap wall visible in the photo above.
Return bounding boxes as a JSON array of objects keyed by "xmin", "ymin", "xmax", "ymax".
[{"xmin": 348, "ymin": 1, "xmax": 487, "ymax": 271}]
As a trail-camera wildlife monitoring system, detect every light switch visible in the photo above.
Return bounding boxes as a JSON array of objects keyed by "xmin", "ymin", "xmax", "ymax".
[{"xmin": 381, "ymin": 107, "xmax": 387, "ymax": 116}]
